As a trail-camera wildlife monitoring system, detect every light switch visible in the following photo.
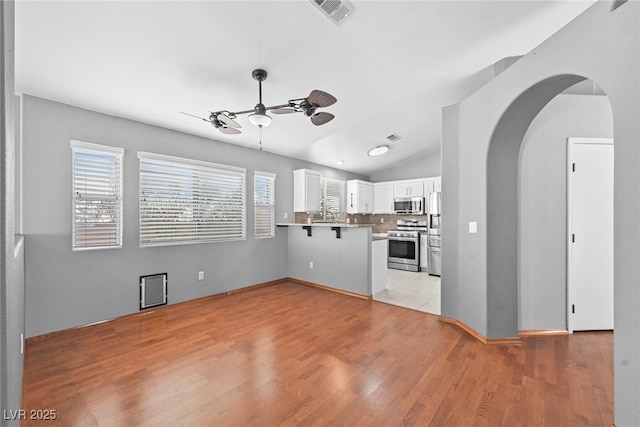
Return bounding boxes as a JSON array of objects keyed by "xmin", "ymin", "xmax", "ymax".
[
  {"xmin": 469, "ymin": 222, "xmax": 478, "ymax": 234},
  {"xmin": 284, "ymin": 212, "xmax": 288, "ymax": 220}
]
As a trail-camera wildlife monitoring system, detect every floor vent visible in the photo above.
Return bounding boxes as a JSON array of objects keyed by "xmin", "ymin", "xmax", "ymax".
[
  {"xmin": 310, "ymin": 0, "xmax": 353, "ymax": 25},
  {"xmin": 140, "ymin": 273, "xmax": 167, "ymax": 310}
]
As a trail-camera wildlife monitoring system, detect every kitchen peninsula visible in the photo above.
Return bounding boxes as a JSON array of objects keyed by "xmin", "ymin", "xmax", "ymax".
[{"xmin": 277, "ymin": 223, "xmax": 387, "ymax": 297}]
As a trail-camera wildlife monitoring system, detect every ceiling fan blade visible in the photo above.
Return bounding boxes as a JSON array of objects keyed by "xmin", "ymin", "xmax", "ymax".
[
  {"xmin": 308, "ymin": 90, "xmax": 337, "ymax": 108},
  {"xmin": 269, "ymin": 108, "xmax": 297, "ymax": 115},
  {"xmin": 219, "ymin": 127, "xmax": 241, "ymax": 135},
  {"xmin": 180, "ymin": 111, "xmax": 209, "ymax": 122},
  {"xmin": 311, "ymin": 112, "xmax": 335, "ymax": 126},
  {"xmin": 216, "ymin": 113, "xmax": 241, "ymax": 128}
]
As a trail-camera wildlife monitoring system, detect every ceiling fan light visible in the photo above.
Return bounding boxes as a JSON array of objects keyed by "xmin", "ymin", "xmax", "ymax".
[
  {"xmin": 368, "ymin": 145, "xmax": 389, "ymax": 157},
  {"xmin": 248, "ymin": 113, "xmax": 272, "ymax": 127}
]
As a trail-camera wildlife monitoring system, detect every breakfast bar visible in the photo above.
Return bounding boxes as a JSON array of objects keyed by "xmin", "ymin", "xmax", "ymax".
[{"xmin": 277, "ymin": 223, "xmax": 387, "ymax": 297}]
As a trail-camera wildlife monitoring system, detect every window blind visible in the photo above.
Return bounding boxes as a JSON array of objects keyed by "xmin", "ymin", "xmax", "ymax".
[
  {"xmin": 71, "ymin": 141, "xmax": 124, "ymax": 250},
  {"xmin": 138, "ymin": 152, "xmax": 246, "ymax": 246},
  {"xmin": 254, "ymin": 171, "xmax": 276, "ymax": 238},
  {"xmin": 315, "ymin": 177, "xmax": 345, "ymax": 221}
]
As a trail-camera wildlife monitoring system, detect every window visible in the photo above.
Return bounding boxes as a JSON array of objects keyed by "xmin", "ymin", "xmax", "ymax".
[
  {"xmin": 138, "ymin": 152, "xmax": 246, "ymax": 246},
  {"xmin": 71, "ymin": 141, "xmax": 124, "ymax": 250},
  {"xmin": 314, "ymin": 177, "xmax": 345, "ymax": 222},
  {"xmin": 254, "ymin": 171, "xmax": 276, "ymax": 238}
]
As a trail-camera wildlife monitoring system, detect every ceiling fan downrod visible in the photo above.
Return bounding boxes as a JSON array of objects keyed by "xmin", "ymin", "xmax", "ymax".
[{"xmin": 249, "ymin": 69, "xmax": 271, "ymax": 127}]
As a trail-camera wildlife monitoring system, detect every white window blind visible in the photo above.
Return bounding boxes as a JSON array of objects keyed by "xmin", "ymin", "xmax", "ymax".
[
  {"xmin": 71, "ymin": 141, "xmax": 124, "ymax": 250},
  {"xmin": 138, "ymin": 152, "xmax": 246, "ymax": 246},
  {"xmin": 254, "ymin": 171, "xmax": 276, "ymax": 238},
  {"xmin": 315, "ymin": 177, "xmax": 345, "ymax": 221}
]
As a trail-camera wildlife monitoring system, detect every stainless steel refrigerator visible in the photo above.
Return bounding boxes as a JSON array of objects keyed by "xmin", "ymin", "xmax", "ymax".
[{"xmin": 427, "ymin": 191, "xmax": 441, "ymax": 276}]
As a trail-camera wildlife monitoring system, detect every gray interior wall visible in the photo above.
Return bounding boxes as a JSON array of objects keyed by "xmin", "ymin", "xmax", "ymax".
[
  {"xmin": 441, "ymin": 1, "xmax": 640, "ymax": 423},
  {"xmin": 368, "ymin": 56, "xmax": 523, "ymax": 185},
  {"xmin": 519, "ymin": 94, "xmax": 613, "ymax": 331},
  {"xmin": 368, "ymin": 152, "xmax": 440, "ymax": 182},
  {"xmin": 1, "ymin": 1, "xmax": 24, "ymax": 424},
  {"xmin": 287, "ymin": 226, "xmax": 371, "ymax": 296},
  {"xmin": 21, "ymin": 95, "xmax": 366, "ymax": 338}
]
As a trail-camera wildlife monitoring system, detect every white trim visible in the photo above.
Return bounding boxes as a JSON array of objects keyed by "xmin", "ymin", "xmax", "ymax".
[
  {"xmin": 255, "ymin": 170, "xmax": 277, "ymax": 180},
  {"xmin": 71, "ymin": 140, "xmax": 125, "ymax": 156},
  {"xmin": 137, "ymin": 151, "xmax": 246, "ymax": 174}
]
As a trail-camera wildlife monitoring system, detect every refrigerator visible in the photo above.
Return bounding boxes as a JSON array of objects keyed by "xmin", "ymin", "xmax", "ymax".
[{"xmin": 427, "ymin": 191, "xmax": 441, "ymax": 276}]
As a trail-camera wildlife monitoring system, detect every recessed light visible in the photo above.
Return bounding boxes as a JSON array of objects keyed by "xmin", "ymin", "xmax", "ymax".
[
  {"xmin": 337, "ymin": 160, "xmax": 344, "ymax": 165},
  {"xmin": 368, "ymin": 145, "xmax": 389, "ymax": 157}
]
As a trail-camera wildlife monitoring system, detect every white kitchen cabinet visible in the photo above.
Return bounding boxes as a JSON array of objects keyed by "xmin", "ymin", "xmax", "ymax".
[
  {"xmin": 393, "ymin": 180, "xmax": 424, "ymax": 197},
  {"xmin": 346, "ymin": 180, "xmax": 374, "ymax": 214},
  {"xmin": 423, "ymin": 177, "xmax": 442, "ymax": 195},
  {"xmin": 373, "ymin": 182, "xmax": 395, "ymax": 214},
  {"xmin": 433, "ymin": 177, "xmax": 442, "ymax": 192},
  {"xmin": 293, "ymin": 169, "xmax": 321, "ymax": 212}
]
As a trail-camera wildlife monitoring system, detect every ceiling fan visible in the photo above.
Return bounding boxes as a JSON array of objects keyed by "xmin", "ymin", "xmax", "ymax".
[{"xmin": 181, "ymin": 68, "xmax": 337, "ymax": 135}]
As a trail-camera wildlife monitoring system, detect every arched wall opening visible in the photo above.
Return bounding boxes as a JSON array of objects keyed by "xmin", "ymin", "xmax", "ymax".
[
  {"xmin": 486, "ymin": 74, "xmax": 587, "ymax": 338},
  {"xmin": 518, "ymin": 85, "xmax": 614, "ymax": 331},
  {"xmin": 439, "ymin": 1, "xmax": 640, "ymax": 422}
]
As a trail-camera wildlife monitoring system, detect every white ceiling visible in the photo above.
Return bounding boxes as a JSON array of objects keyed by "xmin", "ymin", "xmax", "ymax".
[{"xmin": 14, "ymin": 0, "xmax": 596, "ymax": 176}]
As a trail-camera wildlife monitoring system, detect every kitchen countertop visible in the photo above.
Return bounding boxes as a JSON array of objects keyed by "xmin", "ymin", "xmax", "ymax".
[
  {"xmin": 277, "ymin": 223, "xmax": 387, "ymax": 241},
  {"xmin": 276, "ymin": 222, "xmax": 373, "ymax": 228}
]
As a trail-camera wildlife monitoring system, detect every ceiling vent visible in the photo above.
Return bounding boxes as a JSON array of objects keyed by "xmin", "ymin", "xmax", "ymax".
[
  {"xmin": 310, "ymin": 0, "xmax": 353, "ymax": 25},
  {"xmin": 386, "ymin": 134, "xmax": 402, "ymax": 142}
]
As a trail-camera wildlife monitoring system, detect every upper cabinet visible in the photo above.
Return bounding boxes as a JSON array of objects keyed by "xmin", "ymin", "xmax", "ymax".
[
  {"xmin": 346, "ymin": 180, "xmax": 374, "ymax": 214},
  {"xmin": 373, "ymin": 182, "xmax": 394, "ymax": 214},
  {"xmin": 393, "ymin": 180, "xmax": 424, "ymax": 197},
  {"xmin": 293, "ymin": 169, "xmax": 321, "ymax": 212},
  {"xmin": 423, "ymin": 177, "xmax": 442, "ymax": 195}
]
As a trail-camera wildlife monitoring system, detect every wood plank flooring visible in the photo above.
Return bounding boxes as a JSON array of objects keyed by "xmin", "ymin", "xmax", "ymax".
[{"xmin": 22, "ymin": 282, "xmax": 613, "ymax": 426}]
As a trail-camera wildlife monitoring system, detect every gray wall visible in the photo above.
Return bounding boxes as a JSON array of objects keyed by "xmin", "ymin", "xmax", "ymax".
[
  {"xmin": 369, "ymin": 151, "xmax": 440, "ymax": 182},
  {"xmin": 441, "ymin": 1, "xmax": 640, "ymax": 423},
  {"xmin": 369, "ymin": 57, "xmax": 522, "ymax": 184},
  {"xmin": 1, "ymin": 1, "xmax": 24, "ymax": 425},
  {"xmin": 287, "ymin": 226, "xmax": 371, "ymax": 296},
  {"xmin": 21, "ymin": 95, "xmax": 365, "ymax": 337},
  {"xmin": 519, "ymin": 94, "xmax": 613, "ymax": 330}
]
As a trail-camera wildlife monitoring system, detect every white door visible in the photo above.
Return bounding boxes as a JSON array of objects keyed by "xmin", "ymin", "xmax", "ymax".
[{"xmin": 567, "ymin": 137, "xmax": 613, "ymax": 331}]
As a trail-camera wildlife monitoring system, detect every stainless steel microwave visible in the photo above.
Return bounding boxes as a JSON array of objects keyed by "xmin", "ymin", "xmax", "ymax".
[{"xmin": 393, "ymin": 197, "xmax": 424, "ymax": 215}]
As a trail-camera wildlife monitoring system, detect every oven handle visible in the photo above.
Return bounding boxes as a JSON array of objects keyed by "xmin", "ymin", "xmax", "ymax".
[{"xmin": 388, "ymin": 237, "xmax": 419, "ymax": 243}]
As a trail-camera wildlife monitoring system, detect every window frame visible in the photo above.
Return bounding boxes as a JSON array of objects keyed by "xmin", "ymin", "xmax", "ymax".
[
  {"xmin": 71, "ymin": 140, "xmax": 124, "ymax": 251},
  {"xmin": 314, "ymin": 177, "xmax": 345, "ymax": 222},
  {"xmin": 138, "ymin": 151, "xmax": 246, "ymax": 247},
  {"xmin": 254, "ymin": 171, "xmax": 276, "ymax": 239}
]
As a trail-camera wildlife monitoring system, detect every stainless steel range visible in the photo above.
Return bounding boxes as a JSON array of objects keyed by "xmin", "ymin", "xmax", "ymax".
[{"xmin": 387, "ymin": 219, "xmax": 428, "ymax": 272}]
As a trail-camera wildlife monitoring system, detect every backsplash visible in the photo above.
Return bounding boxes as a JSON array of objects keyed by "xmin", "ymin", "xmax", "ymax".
[{"xmin": 293, "ymin": 212, "xmax": 428, "ymax": 234}]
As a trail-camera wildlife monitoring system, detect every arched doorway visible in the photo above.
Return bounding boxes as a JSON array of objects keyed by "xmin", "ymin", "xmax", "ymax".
[
  {"xmin": 439, "ymin": 2, "xmax": 639, "ymax": 422},
  {"xmin": 519, "ymin": 85, "xmax": 613, "ymax": 332},
  {"xmin": 486, "ymin": 75, "xmax": 589, "ymax": 338}
]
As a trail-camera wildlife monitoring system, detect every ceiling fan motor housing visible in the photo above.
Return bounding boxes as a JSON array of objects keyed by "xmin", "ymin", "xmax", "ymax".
[{"xmin": 252, "ymin": 69, "xmax": 268, "ymax": 82}]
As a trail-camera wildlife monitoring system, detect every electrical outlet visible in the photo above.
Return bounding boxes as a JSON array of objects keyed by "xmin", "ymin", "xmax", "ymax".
[
  {"xmin": 309, "ymin": 261, "xmax": 314, "ymax": 269},
  {"xmin": 354, "ymin": 218, "xmax": 358, "ymax": 224},
  {"xmin": 469, "ymin": 222, "xmax": 478, "ymax": 234},
  {"xmin": 198, "ymin": 271, "xmax": 204, "ymax": 280},
  {"xmin": 380, "ymin": 217, "xmax": 384, "ymax": 223},
  {"xmin": 284, "ymin": 212, "xmax": 288, "ymax": 219}
]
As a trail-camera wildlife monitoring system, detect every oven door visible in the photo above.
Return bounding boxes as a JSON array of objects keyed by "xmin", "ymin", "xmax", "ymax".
[{"xmin": 388, "ymin": 237, "xmax": 420, "ymax": 271}]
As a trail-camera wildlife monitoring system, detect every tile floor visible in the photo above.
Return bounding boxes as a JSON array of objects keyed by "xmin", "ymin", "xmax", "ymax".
[{"xmin": 373, "ymin": 268, "xmax": 441, "ymax": 315}]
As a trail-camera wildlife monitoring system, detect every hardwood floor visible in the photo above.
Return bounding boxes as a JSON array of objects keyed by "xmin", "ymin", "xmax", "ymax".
[{"xmin": 22, "ymin": 282, "xmax": 613, "ymax": 426}]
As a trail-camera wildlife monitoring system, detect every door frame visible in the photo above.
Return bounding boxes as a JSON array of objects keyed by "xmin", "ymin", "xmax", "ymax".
[{"xmin": 566, "ymin": 137, "xmax": 614, "ymax": 333}]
